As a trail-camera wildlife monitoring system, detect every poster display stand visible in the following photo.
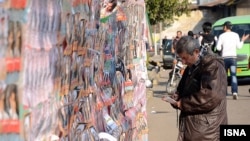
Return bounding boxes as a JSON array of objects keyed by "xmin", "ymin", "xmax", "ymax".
[{"xmin": 0, "ymin": 0, "xmax": 149, "ymax": 140}]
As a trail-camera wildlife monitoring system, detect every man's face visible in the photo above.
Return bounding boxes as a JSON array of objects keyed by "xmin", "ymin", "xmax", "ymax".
[
  {"xmin": 177, "ymin": 32, "xmax": 182, "ymax": 38},
  {"xmin": 178, "ymin": 49, "xmax": 199, "ymax": 67}
]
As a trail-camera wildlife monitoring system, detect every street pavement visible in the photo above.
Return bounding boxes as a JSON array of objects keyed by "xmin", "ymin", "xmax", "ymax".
[{"xmin": 146, "ymin": 55, "xmax": 250, "ymax": 141}]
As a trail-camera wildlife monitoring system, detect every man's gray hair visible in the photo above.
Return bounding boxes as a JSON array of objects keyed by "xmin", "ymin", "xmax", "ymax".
[{"xmin": 176, "ymin": 36, "xmax": 200, "ymax": 55}]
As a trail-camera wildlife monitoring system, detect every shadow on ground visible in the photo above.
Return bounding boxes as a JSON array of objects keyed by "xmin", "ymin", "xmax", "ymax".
[
  {"xmin": 238, "ymin": 77, "xmax": 250, "ymax": 85},
  {"xmin": 150, "ymin": 111, "xmax": 170, "ymax": 114},
  {"xmin": 156, "ymin": 81, "xmax": 168, "ymax": 86}
]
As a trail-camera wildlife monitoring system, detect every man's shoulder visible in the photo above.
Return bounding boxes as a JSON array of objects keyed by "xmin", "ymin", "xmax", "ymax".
[
  {"xmin": 202, "ymin": 53, "xmax": 223, "ymax": 65},
  {"xmin": 173, "ymin": 38, "xmax": 179, "ymax": 44},
  {"xmin": 231, "ymin": 31, "xmax": 240, "ymax": 36},
  {"xmin": 218, "ymin": 32, "xmax": 227, "ymax": 38},
  {"xmin": 219, "ymin": 32, "xmax": 238, "ymax": 40}
]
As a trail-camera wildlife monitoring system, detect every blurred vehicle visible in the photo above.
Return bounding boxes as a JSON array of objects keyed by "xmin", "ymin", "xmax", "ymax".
[
  {"xmin": 162, "ymin": 39, "xmax": 174, "ymax": 69},
  {"xmin": 212, "ymin": 15, "xmax": 250, "ymax": 78},
  {"xmin": 166, "ymin": 58, "xmax": 184, "ymax": 94}
]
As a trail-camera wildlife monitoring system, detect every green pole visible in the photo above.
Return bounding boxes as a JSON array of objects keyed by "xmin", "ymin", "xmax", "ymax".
[{"xmin": 145, "ymin": 10, "xmax": 154, "ymax": 50}]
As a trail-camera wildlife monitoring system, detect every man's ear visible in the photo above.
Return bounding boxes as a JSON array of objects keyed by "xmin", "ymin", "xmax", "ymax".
[{"xmin": 194, "ymin": 49, "xmax": 200, "ymax": 56}]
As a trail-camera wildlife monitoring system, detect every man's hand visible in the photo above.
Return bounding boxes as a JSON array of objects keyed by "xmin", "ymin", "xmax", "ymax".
[
  {"xmin": 176, "ymin": 100, "xmax": 181, "ymax": 109},
  {"xmin": 171, "ymin": 94, "xmax": 181, "ymax": 109},
  {"xmin": 242, "ymin": 34, "xmax": 250, "ymax": 42},
  {"xmin": 162, "ymin": 94, "xmax": 181, "ymax": 109},
  {"xmin": 162, "ymin": 96, "xmax": 177, "ymax": 104},
  {"xmin": 170, "ymin": 93, "xmax": 179, "ymax": 101}
]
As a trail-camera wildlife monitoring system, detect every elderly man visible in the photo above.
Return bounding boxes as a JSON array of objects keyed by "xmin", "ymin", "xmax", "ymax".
[{"xmin": 164, "ymin": 36, "xmax": 228, "ymax": 141}]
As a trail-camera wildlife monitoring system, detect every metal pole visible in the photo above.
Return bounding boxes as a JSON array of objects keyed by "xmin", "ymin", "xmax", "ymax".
[
  {"xmin": 159, "ymin": 22, "xmax": 162, "ymax": 55},
  {"xmin": 154, "ymin": 26, "xmax": 157, "ymax": 55}
]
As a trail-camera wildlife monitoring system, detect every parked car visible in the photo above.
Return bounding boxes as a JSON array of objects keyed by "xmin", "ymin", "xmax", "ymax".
[{"xmin": 162, "ymin": 39, "xmax": 174, "ymax": 69}]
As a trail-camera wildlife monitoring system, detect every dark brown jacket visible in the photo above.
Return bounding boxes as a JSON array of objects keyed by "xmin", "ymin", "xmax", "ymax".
[{"xmin": 176, "ymin": 54, "xmax": 228, "ymax": 141}]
